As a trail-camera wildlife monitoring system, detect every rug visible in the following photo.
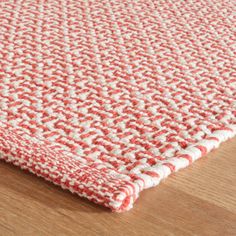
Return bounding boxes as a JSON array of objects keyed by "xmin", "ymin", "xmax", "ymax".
[{"xmin": 0, "ymin": 0, "xmax": 235, "ymax": 212}]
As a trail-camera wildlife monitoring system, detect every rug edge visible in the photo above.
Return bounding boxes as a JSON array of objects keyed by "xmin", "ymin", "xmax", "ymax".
[
  {"xmin": 0, "ymin": 122, "xmax": 140, "ymax": 212},
  {"xmin": 0, "ymin": 122, "xmax": 235, "ymax": 212}
]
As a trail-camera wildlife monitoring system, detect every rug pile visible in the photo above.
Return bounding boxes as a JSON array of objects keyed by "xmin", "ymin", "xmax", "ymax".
[{"xmin": 0, "ymin": 0, "xmax": 235, "ymax": 212}]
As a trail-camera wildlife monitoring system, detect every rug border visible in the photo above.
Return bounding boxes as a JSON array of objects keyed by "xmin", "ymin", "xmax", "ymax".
[{"xmin": 0, "ymin": 121, "xmax": 235, "ymax": 212}]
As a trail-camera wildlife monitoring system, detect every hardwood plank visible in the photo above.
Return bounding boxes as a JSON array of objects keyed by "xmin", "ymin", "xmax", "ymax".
[{"xmin": 1, "ymin": 137, "xmax": 236, "ymax": 235}]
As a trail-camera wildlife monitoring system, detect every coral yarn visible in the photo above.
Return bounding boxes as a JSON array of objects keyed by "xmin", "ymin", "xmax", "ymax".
[{"xmin": 0, "ymin": 0, "xmax": 235, "ymax": 211}]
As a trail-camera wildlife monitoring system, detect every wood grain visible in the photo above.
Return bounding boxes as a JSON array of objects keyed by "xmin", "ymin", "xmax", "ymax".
[{"xmin": 1, "ymin": 137, "xmax": 236, "ymax": 236}]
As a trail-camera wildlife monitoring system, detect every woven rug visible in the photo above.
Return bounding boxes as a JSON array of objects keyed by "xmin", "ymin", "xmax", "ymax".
[{"xmin": 0, "ymin": 0, "xmax": 236, "ymax": 212}]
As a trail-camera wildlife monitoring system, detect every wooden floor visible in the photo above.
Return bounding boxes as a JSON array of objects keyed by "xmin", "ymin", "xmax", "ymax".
[{"xmin": 1, "ymin": 137, "xmax": 236, "ymax": 236}]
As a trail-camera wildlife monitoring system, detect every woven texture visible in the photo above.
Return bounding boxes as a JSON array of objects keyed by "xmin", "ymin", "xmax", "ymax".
[{"xmin": 0, "ymin": 0, "xmax": 236, "ymax": 212}]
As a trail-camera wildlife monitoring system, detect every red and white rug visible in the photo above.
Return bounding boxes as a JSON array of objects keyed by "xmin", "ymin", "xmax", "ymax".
[{"xmin": 0, "ymin": 0, "xmax": 235, "ymax": 212}]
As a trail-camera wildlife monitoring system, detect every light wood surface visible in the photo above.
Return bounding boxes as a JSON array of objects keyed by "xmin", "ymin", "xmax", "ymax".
[{"xmin": 1, "ymin": 137, "xmax": 236, "ymax": 236}]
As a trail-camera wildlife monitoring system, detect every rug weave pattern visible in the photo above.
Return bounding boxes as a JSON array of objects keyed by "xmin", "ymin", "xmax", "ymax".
[{"xmin": 0, "ymin": 0, "xmax": 236, "ymax": 211}]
